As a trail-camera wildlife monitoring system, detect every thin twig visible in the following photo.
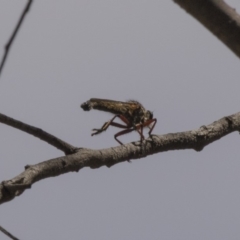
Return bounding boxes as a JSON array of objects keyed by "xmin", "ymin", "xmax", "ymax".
[
  {"xmin": 0, "ymin": 225, "xmax": 19, "ymax": 240},
  {"xmin": 173, "ymin": 0, "xmax": 240, "ymax": 58},
  {"xmin": 0, "ymin": 113, "xmax": 77, "ymax": 154},
  {"xmin": 0, "ymin": 111, "xmax": 240, "ymax": 205},
  {"xmin": 0, "ymin": 0, "xmax": 33, "ymax": 77}
]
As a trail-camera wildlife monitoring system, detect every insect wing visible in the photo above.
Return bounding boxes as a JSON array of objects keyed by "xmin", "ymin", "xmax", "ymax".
[{"xmin": 87, "ymin": 98, "xmax": 141, "ymax": 116}]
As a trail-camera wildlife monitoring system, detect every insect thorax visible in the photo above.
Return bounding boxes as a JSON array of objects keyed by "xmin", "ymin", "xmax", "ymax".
[{"xmin": 126, "ymin": 101, "xmax": 153, "ymax": 126}]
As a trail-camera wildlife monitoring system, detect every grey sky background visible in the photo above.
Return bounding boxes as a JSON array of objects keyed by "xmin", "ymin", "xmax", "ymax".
[{"xmin": 0, "ymin": 1, "xmax": 240, "ymax": 239}]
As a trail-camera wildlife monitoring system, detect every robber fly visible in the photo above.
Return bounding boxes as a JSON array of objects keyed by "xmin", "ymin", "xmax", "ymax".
[{"xmin": 80, "ymin": 98, "xmax": 157, "ymax": 145}]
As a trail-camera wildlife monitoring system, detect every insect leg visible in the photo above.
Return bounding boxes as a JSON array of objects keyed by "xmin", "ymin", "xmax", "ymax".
[
  {"xmin": 114, "ymin": 128, "xmax": 135, "ymax": 145},
  {"xmin": 134, "ymin": 124, "xmax": 145, "ymax": 142},
  {"xmin": 91, "ymin": 115, "xmax": 130, "ymax": 136},
  {"xmin": 110, "ymin": 122, "xmax": 129, "ymax": 129},
  {"xmin": 133, "ymin": 118, "xmax": 157, "ymax": 141},
  {"xmin": 142, "ymin": 118, "xmax": 157, "ymax": 135}
]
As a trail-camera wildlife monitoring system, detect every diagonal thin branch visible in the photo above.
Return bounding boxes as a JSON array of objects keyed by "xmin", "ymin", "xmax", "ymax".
[
  {"xmin": 0, "ymin": 111, "xmax": 240, "ymax": 204},
  {"xmin": 0, "ymin": 0, "xmax": 33, "ymax": 78},
  {"xmin": 173, "ymin": 0, "xmax": 240, "ymax": 58},
  {"xmin": 0, "ymin": 225, "xmax": 19, "ymax": 240},
  {"xmin": 0, "ymin": 113, "xmax": 77, "ymax": 154}
]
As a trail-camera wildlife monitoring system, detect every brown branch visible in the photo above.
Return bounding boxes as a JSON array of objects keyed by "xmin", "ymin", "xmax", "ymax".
[
  {"xmin": 1, "ymin": 111, "xmax": 240, "ymax": 205},
  {"xmin": 0, "ymin": 113, "xmax": 77, "ymax": 154},
  {"xmin": 173, "ymin": 0, "xmax": 240, "ymax": 58},
  {"xmin": 0, "ymin": 0, "xmax": 33, "ymax": 77},
  {"xmin": 0, "ymin": 225, "xmax": 19, "ymax": 240}
]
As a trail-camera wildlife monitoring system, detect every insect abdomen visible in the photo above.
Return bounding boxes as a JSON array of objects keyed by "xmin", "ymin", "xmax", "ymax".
[
  {"xmin": 81, "ymin": 100, "xmax": 92, "ymax": 111},
  {"xmin": 81, "ymin": 98, "xmax": 127, "ymax": 115}
]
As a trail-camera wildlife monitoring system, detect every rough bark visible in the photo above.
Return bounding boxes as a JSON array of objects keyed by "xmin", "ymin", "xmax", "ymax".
[{"xmin": 0, "ymin": 111, "xmax": 239, "ymax": 204}]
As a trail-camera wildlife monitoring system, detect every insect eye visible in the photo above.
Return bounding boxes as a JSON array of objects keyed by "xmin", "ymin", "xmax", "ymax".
[{"xmin": 147, "ymin": 111, "xmax": 153, "ymax": 119}]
